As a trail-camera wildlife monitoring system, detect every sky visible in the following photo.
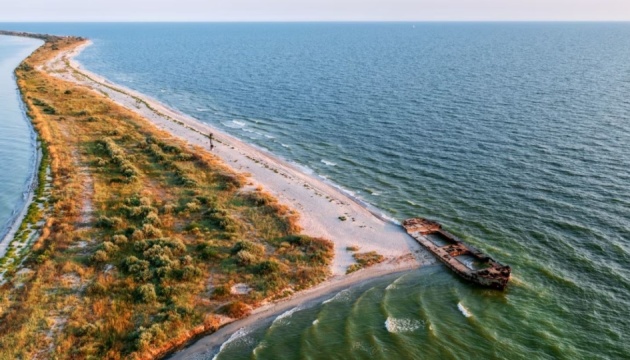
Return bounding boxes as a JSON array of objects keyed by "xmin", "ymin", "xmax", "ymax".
[{"xmin": 1, "ymin": 0, "xmax": 630, "ymax": 22}]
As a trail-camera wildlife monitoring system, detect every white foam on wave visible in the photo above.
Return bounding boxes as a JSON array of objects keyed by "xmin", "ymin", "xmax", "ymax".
[
  {"xmin": 457, "ymin": 302, "xmax": 473, "ymax": 318},
  {"xmin": 379, "ymin": 212, "xmax": 401, "ymax": 225},
  {"xmin": 223, "ymin": 119, "xmax": 246, "ymax": 129},
  {"xmin": 251, "ymin": 340, "xmax": 267, "ymax": 356},
  {"xmin": 280, "ymin": 143, "xmax": 291, "ymax": 148},
  {"xmin": 384, "ymin": 317, "xmax": 423, "ymax": 333},
  {"xmin": 196, "ymin": 108, "xmax": 210, "ymax": 112},
  {"xmin": 321, "ymin": 159, "xmax": 337, "ymax": 166},
  {"xmin": 365, "ymin": 188, "xmax": 382, "ymax": 196},
  {"xmin": 271, "ymin": 306, "xmax": 301, "ymax": 327},
  {"xmin": 211, "ymin": 327, "xmax": 250, "ymax": 360},
  {"xmin": 323, "ymin": 289, "xmax": 351, "ymax": 305}
]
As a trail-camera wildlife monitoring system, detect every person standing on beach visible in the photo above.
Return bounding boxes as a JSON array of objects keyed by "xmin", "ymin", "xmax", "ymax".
[{"xmin": 208, "ymin": 132, "xmax": 214, "ymax": 151}]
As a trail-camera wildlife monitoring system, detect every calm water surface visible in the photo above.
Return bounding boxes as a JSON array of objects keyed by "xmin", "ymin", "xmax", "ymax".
[
  {"xmin": 1, "ymin": 23, "xmax": 628, "ymax": 359},
  {"xmin": 0, "ymin": 35, "xmax": 42, "ymax": 240}
]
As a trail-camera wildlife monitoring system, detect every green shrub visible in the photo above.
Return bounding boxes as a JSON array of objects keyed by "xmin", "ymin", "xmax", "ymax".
[
  {"xmin": 199, "ymin": 245, "xmax": 219, "ymax": 260},
  {"xmin": 235, "ymin": 250, "xmax": 257, "ymax": 265},
  {"xmin": 131, "ymin": 229, "xmax": 145, "ymax": 241},
  {"xmin": 122, "ymin": 256, "xmax": 151, "ymax": 282},
  {"xmin": 112, "ymin": 234, "xmax": 128, "ymax": 244},
  {"xmin": 102, "ymin": 241, "xmax": 119, "ymax": 254},
  {"xmin": 144, "ymin": 212, "xmax": 161, "ymax": 226},
  {"xmin": 174, "ymin": 265, "xmax": 202, "ymax": 281},
  {"xmin": 212, "ymin": 285, "xmax": 229, "ymax": 298},
  {"xmin": 91, "ymin": 250, "xmax": 109, "ymax": 263},
  {"xmin": 96, "ymin": 216, "xmax": 123, "ymax": 229},
  {"xmin": 255, "ymin": 260, "xmax": 280, "ymax": 276},
  {"xmin": 230, "ymin": 240, "xmax": 264, "ymax": 256},
  {"xmin": 142, "ymin": 224, "xmax": 162, "ymax": 238},
  {"xmin": 136, "ymin": 284, "xmax": 157, "ymax": 303},
  {"xmin": 42, "ymin": 106, "xmax": 57, "ymax": 115}
]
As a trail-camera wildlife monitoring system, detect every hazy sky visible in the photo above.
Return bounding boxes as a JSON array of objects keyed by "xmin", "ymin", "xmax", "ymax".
[{"xmin": 2, "ymin": 0, "xmax": 630, "ymax": 22}]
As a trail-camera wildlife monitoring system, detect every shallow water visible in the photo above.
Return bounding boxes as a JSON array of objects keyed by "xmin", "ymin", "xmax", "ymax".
[
  {"xmin": 0, "ymin": 35, "xmax": 43, "ymax": 240},
  {"xmin": 1, "ymin": 23, "xmax": 629, "ymax": 359}
]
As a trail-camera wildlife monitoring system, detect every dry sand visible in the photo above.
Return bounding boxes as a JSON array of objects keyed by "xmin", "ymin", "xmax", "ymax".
[{"xmin": 44, "ymin": 41, "xmax": 435, "ymax": 357}]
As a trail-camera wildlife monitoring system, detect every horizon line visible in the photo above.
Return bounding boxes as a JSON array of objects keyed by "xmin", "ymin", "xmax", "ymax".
[{"xmin": 2, "ymin": 20, "xmax": 630, "ymax": 24}]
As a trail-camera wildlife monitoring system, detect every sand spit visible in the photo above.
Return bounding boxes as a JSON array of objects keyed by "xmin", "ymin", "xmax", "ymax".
[
  {"xmin": 45, "ymin": 41, "xmax": 435, "ymax": 357},
  {"xmin": 48, "ymin": 41, "xmax": 432, "ymax": 276}
]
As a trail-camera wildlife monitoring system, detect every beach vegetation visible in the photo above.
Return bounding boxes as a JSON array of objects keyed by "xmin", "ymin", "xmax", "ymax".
[
  {"xmin": 0, "ymin": 35, "xmax": 334, "ymax": 360},
  {"xmin": 346, "ymin": 251, "xmax": 385, "ymax": 274}
]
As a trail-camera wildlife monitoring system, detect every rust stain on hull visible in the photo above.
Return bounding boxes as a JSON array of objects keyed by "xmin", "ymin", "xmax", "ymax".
[{"xmin": 403, "ymin": 218, "xmax": 511, "ymax": 290}]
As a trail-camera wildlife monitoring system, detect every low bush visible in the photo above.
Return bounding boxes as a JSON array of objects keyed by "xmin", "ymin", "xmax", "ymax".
[
  {"xmin": 222, "ymin": 301, "xmax": 250, "ymax": 318},
  {"xmin": 91, "ymin": 250, "xmax": 109, "ymax": 263},
  {"xmin": 136, "ymin": 284, "xmax": 157, "ymax": 303},
  {"xmin": 230, "ymin": 240, "xmax": 264, "ymax": 256}
]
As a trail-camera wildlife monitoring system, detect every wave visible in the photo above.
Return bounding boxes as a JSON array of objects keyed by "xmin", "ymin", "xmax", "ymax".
[
  {"xmin": 222, "ymin": 119, "xmax": 246, "ymax": 129},
  {"xmin": 365, "ymin": 188, "xmax": 382, "ymax": 196},
  {"xmin": 251, "ymin": 340, "xmax": 267, "ymax": 356},
  {"xmin": 384, "ymin": 317, "xmax": 423, "ymax": 333},
  {"xmin": 322, "ymin": 289, "xmax": 351, "ymax": 305},
  {"xmin": 271, "ymin": 306, "xmax": 301, "ymax": 327},
  {"xmin": 211, "ymin": 327, "xmax": 251, "ymax": 360},
  {"xmin": 457, "ymin": 302, "xmax": 472, "ymax": 318},
  {"xmin": 321, "ymin": 159, "xmax": 337, "ymax": 166}
]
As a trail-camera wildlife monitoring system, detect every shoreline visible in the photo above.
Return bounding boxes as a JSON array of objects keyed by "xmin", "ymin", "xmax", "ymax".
[
  {"xmin": 0, "ymin": 37, "xmax": 46, "ymax": 263},
  {"xmin": 167, "ymin": 264, "xmax": 429, "ymax": 359},
  {"xmin": 46, "ymin": 39, "xmax": 435, "ymax": 357},
  {"xmin": 0, "ymin": 147, "xmax": 41, "ymax": 258}
]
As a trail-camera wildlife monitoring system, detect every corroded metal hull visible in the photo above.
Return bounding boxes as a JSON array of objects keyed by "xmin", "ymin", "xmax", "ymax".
[{"xmin": 403, "ymin": 218, "xmax": 511, "ymax": 290}]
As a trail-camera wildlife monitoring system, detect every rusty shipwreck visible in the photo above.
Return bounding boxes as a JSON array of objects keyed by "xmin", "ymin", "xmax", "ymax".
[{"xmin": 402, "ymin": 218, "xmax": 511, "ymax": 290}]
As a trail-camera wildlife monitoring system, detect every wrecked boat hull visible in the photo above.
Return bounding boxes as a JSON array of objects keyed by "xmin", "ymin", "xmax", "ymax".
[{"xmin": 403, "ymin": 218, "xmax": 511, "ymax": 290}]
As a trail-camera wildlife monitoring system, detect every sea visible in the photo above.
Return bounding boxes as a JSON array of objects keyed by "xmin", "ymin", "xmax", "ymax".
[
  {"xmin": 0, "ymin": 35, "xmax": 42, "ymax": 242},
  {"xmin": 0, "ymin": 23, "xmax": 628, "ymax": 359}
]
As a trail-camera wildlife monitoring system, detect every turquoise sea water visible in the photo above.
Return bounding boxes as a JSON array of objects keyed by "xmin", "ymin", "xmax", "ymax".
[
  {"xmin": 1, "ymin": 23, "xmax": 629, "ymax": 359},
  {"xmin": 0, "ymin": 35, "xmax": 42, "ymax": 241}
]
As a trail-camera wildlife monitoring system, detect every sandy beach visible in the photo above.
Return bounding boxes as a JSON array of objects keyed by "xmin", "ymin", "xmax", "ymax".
[{"xmin": 44, "ymin": 41, "xmax": 435, "ymax": 357}]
